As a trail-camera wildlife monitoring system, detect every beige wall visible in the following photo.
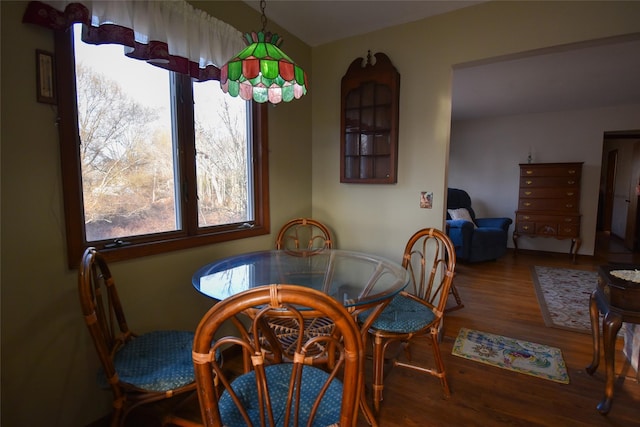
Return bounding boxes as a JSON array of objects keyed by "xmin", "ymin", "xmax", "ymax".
[
  {"xmin": 311, "ymin": 1, "xmax": 640, "ymax": 261},
  {"xmin": 1, "ymin": 1, "xmax": 312, "ymax": 425},
  {"xmin": 449, "ymin": 104, "xmax": 640, "ymax": 255},
  {"xmin": 3, "ymin": 0, "xmax": 640, "ymax": 425}
]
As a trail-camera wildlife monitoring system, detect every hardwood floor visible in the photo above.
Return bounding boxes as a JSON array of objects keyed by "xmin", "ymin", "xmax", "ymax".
[
  {"xmin": 95, "ymin": 234, "xmax": 640, "ymax": 427},
  {"xmin": 364, "ymin": 243, "xmax": 640, "ymax": 427}
]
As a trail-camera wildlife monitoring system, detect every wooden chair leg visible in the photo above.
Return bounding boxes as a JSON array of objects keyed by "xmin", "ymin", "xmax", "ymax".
[
  {"xmin": 161, "ymin": 392, "xmax": 201, "ymax": 426},
  {"xmin": 445, "ymin": 282, "xmax": 464, "ymax": 313},
  {"xmin": 430, "ymin": 331, "xmax": 451, "ymax": 398}
]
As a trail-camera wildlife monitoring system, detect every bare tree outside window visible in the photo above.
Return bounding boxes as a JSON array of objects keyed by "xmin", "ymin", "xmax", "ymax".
[
  {"xmin": 74, "ymin": 26, "xmax": 252, "ymax": 243},
  {"xmin": 194, "ymin": 82, "xmax": 251, "ymax": 227},
  {"xmin": 55, "ymin": 24, "xmax": 268, "ymax": 266},
  {"xmin": 76, "ymin": 63, "xmax": 177, "ymax": 241}
]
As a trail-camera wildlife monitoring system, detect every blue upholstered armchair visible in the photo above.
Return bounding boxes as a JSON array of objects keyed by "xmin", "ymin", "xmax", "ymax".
[{"xmin": 446, "ymin": 188, "xmax": 512, "ymax": 263}]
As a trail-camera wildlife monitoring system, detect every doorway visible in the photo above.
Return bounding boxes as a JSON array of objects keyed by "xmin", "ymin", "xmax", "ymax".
[{"xmin": 597, "ymin": 130, "xmax": 640, "ymax": 253}]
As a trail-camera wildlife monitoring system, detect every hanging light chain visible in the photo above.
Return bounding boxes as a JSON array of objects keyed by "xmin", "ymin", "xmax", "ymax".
[{"xmin": 260, "ymin": 0, "xmax": 268, "ymax": 32}]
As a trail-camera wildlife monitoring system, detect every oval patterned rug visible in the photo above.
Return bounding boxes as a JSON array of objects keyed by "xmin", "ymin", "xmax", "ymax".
[{"xmin": 531, "ymin": 266, "xmax": 626, "ymax": 336}]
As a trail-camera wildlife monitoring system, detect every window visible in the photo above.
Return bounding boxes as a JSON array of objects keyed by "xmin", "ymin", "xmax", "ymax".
[{"xmin": 55, "ymin": 26, "xmax": 269, "ymax": 267}]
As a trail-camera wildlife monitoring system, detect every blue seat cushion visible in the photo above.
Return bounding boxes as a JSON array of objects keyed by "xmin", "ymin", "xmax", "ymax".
[
  {"xmin": 98, "ymin": 330, "xmax": 200, "ymax": 392},
  {"xmin": 360, "ymin": 294, "xmax": 436, "ymax": 334},
  {"xmin": 219, "ymin": 363, "xmax": 343, "ymax": 427}
]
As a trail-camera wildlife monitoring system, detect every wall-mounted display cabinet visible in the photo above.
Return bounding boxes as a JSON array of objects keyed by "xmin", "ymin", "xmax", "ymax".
[{"xmin": 340, "ymin": 52, "xmax": 400, "ymax": 184}]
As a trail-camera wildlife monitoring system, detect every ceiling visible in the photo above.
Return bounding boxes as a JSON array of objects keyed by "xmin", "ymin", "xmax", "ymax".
[
  {"xmin": 243, "ymin": 1, "xmax": 640, "ymax": 121},
  {"xmin": 452, "ymin": 36, "xmax": 640, "ymax": 121},
  {"xmin": 243, "ymin": 1, "xmax": 483, "ymax": 47}
]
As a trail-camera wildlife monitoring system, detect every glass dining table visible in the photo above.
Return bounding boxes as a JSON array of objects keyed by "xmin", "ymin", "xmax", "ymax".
[
  {"xmin": 192, "ymin": 248, "xmax": 409, "ymax": 426},
  {"xmin": 192, "ymin": 248, "xmax": 408, "ymax": 311}
]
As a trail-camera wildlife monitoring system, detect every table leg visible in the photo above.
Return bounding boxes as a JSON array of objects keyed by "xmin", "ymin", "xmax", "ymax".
[
  {"xmin": 358, "ymin": 328, "xmax": 379, "ymax": 427},
  {"xmin": 360, "ymin": 393, "xmax": 378, "ymax": 427},
  {"xmin": 353, "ymin": 301, "xmax": 391, "ymax": 427},
  {"xmin": 371, "ymin": 334, "xmax": 385, "ymax": 413},
  {"xmin": 586, "ymin": 290, "xmax": 600, "ymax": 375},
  {"xmin": 597, "ymin": 311, "xmax": 623, "ymax": 415}
]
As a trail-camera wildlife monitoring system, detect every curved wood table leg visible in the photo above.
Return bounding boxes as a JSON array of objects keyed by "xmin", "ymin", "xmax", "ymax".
[
  {"xmin": 586, "ymin": 290, "xmax": 600, "ymax": 375},
  {"xmin": 590, "ymin": 266, "xmax": 640, "ymax": 416},
  {"xmin": 597, "ymin": 311, "xmax": 623, "ymax": 415}
]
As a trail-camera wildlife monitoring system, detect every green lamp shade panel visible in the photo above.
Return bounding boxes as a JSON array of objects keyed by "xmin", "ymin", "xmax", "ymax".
[{"xmin": 221, "ymin": 31, "xmax": 307, "ymax": 104}]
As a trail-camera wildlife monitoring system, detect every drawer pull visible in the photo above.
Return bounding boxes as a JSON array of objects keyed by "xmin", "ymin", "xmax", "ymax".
[
  {"xmin": 566, "ymin": 204, "xmax": 573, "ymax": 208},
  {"xmin": 566, "ymin": 192, "xmax": 574, "ymax": 196},
  {"xmin": 564, "ymin": 218, "xmax": 573, "ymax": 222},
  {"xmin": 567, "ymin": 180, "xmax": 575, "ymax": 185},
  {"xmin": 525, "ymin": 191, "xmax": 532, "ymax": 195},
  {"xmin": 523, "ymin": 226, "xmax": 530, "ymax": 230},
  {"xmin": 568, "ymin": 170, "xmax": 576, "ymax": 174},
  {"xmin": 524, "ymin": 202, "xmax": 531, "ymax": 207},
  {"xmin": 524, "ymin": 216, "xmax": 530, "ymax": 220},
  {"xmin": 526, "ymin": 170, "xmax": 533, "ymax": 175},
  {"xmin": 525, "ymin": 180, "xmax": 533, "ymax": 185}
]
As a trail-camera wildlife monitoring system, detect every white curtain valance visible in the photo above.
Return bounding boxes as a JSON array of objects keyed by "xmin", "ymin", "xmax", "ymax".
[{"xmin": 23, "ymin": 0, "xmax": 245, "ymax": 80}]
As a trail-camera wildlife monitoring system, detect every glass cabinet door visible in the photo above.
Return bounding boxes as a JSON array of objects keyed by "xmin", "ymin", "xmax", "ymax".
[{"xmin": 340, "ymin": 52, "xmax": 400, "ymax": 184}]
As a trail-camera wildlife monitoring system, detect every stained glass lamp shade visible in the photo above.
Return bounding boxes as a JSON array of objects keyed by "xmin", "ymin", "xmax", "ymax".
[{"xmin": 220, "ymin": 31, "xmax": 307, "ymax": 104}]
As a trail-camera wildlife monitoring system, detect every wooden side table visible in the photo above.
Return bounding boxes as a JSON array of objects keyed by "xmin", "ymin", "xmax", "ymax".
[{"xmin": 586, "ymin": 265, "xmax": 640, "ymax": 414}]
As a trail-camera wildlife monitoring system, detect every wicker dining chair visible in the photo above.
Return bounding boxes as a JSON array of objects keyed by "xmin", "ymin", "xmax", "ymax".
[
  {"xmin": 78, "ymin": 247, "xmax": 199, "ymax": 427},
  {"xmin": 192, "ymin": 284, "xmax": 364, "ymax": 427},
  {"xmin": 275, "ymin": 218, "xmax": 334, "ymax": 250},
  {"xmin": 359, "ymin": 228, "xmax": 457, "ymax": 412},
  {"xmin": 272, "ymin": 218, "xmax": 336, "ymax": 366}
]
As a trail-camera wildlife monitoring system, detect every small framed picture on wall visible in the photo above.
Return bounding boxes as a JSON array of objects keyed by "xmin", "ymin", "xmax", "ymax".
[{"xmin": 36, "ymin": 49, "xmax": 56, "ymax": 104}]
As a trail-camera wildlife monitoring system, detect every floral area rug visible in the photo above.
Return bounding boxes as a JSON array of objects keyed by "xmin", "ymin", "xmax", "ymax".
[
  {"xmin": 530, "ymin": 266, "xmax": 600, "ymax": 334},
  {"xmin": 452, "ymin": 328, "xmax": 570, "ymax": 384}
]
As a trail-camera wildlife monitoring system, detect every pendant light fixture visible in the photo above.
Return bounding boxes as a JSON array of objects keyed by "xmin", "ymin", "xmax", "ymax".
[{"xmin": 220, "ymin": 0, "xmax": 308, "ymax": 104}]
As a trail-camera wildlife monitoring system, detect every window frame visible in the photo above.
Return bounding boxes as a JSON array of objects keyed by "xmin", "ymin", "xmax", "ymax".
[{"xmin": 54, "ymin": 28, "xmax": 270, "ymax": 268}]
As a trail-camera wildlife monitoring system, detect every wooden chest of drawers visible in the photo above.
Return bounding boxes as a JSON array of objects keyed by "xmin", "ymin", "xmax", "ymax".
[{"xmin": 513, "ymin": 162, "xmax": 582, "ymax": 261}]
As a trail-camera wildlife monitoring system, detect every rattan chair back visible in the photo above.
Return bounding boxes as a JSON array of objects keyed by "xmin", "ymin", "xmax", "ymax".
[
  {"xmin": 274, "ymin": 219, "xmax": 336, "ymax": 366},
  {"xmin": 402, "ymin": 227, "xmax": 457, "ymax": 314},
  {"xmin": 192, "ymin": 284, "xmax": 364, "ymax": 427},
  {"xmin": 275, "ymin": 218, "xmax": 334, "ymax": 250}
]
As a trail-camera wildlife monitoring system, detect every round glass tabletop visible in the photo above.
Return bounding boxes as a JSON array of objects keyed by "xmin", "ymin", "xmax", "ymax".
[{"xmin": 193, "ymin": 249, "xmax": 408, "ymax": 308}]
